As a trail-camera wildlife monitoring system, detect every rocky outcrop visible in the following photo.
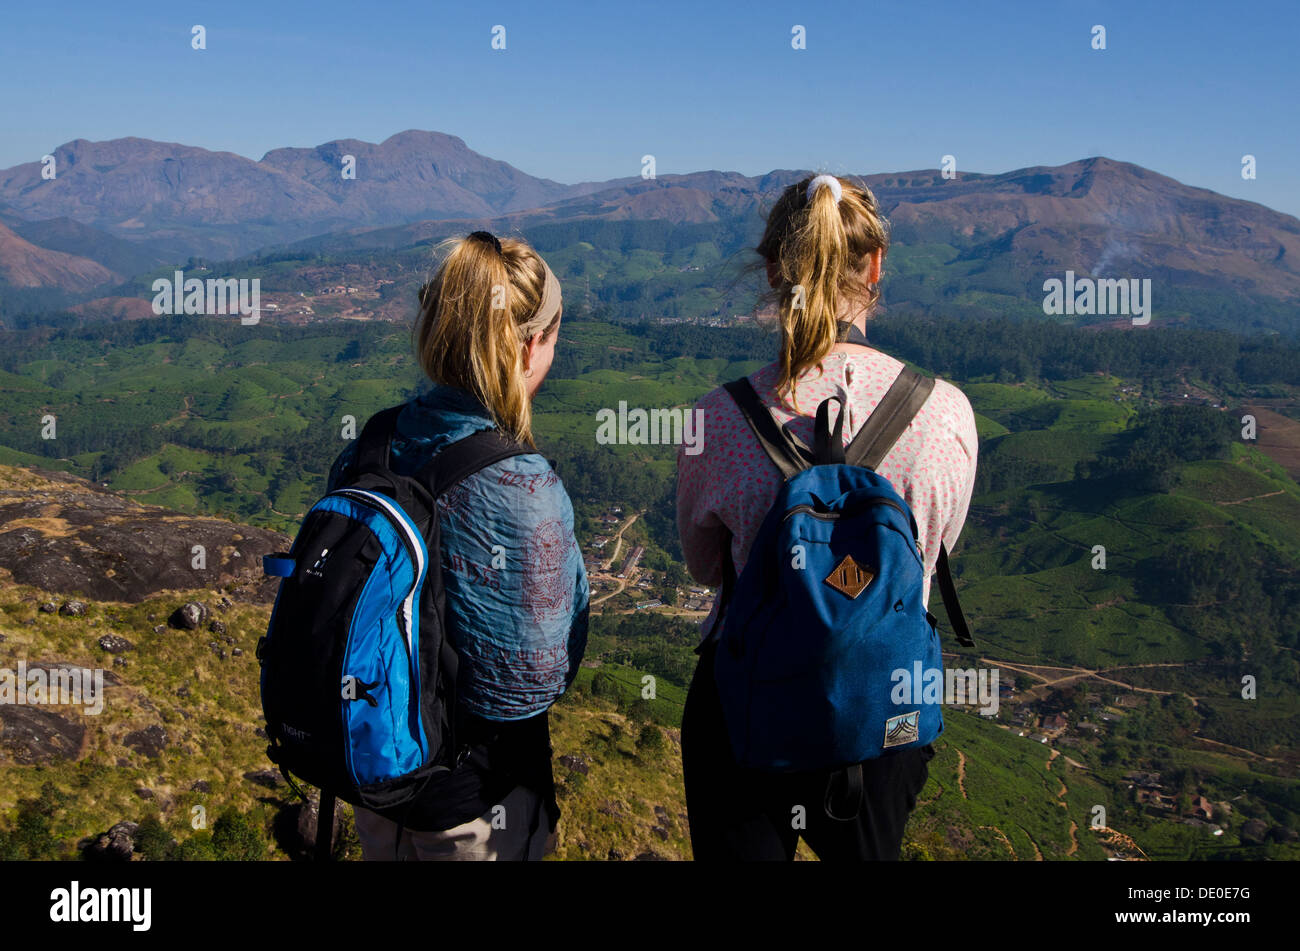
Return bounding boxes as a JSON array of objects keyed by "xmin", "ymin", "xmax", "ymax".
[
  {"xmin": 82, "ymin": 821, "xmax": 138, "ymax": 861},
  {"xmin": 0, "ymin": 705, "xmax": 88, "ymax": 764},
  {"xmin": 0, "ymin": 465, "xmax": 289, "ymax": 603},
  {"xmin": 122, "ymin": 724, "xmax": 168, "ymax": 758}
]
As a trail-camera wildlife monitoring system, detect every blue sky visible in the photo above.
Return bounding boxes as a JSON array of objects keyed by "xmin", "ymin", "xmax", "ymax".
[{"xmin": 2, "ymin": 0, "xmax": 1297, "ymax": 216}]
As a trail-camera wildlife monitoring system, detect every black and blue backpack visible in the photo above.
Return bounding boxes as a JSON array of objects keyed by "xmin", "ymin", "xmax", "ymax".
[
  {"xmin": 711, "ymin": 368, "xmax": 974, "ymax": 798},
  {"xmin": 256, "ymin": 405, "xmax": 528, "ymax": 857}
]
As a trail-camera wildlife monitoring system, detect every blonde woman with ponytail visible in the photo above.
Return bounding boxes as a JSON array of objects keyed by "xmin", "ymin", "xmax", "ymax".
[
  {"xmin": 676, "ymin": 176, "xmax": 979, "ymax": 861},
  {"xmin": 326, "ymin": 231, "xmax": 588, "ymax": 860}
]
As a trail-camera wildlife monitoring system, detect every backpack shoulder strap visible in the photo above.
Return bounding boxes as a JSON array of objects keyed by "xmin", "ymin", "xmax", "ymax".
[
  {"xmin": 416, "ymin": 428, "xmax": 533, "ymax": 498},
  {"xmin": 722, "ymin": 378, "xmax": 810, "ymax": 481},
  {"xmin": 354, "ymin": 405, "xmax": 406, "ymax": 474},
  {"xmin": 844, "ymin": 367, "xmax": 935, "ymax": 470},
  {"xmin": 935, "ymin": 545, "xmax": 974, "ymax": 648},
  {"xmin": 845, "ymin": 368, "xmax": 975, "ymax": 647}
]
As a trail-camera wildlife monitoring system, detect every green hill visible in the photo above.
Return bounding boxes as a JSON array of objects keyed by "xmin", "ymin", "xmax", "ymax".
[{"xmin": 3, "ymin": 314, "xmax": 1300, "ymax": 859}]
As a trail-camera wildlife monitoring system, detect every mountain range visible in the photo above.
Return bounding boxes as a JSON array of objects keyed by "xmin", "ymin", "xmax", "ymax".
[
  {"xmin": 1, "ymin": 131, "xmax": 1298, "ymax": 329},
  {"xmin": 0, "ymin": 131, "xmax": 620, "ymax": 263}
]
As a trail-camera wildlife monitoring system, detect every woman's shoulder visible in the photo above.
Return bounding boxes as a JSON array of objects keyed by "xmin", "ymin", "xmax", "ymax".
[
  {"xmin": 837, "ymin": 349, "xmax": 974, "ymax": 439},
  {"xmin": 469, "ymin": 450, "xmax": 568, "ymax": 499},
  {"xmin": 923, "ymin": 376, "xmax": 977, "ymax": 435},
  {"xmin": 436, "ymin": 455, "xmax": 576, "ymax": 563},
  {"xmin": 900, "ymin": 375, "xmax": 978, "ymax": 474}
]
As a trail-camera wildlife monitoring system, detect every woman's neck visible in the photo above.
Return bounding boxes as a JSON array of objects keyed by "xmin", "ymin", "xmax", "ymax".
[{"xmin": 829, "ymin": 305, "xmax": 871, "ymax": 353}]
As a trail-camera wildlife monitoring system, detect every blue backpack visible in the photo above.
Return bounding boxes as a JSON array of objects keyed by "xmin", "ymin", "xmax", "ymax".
[
  {"xmin": 257, "ymin": 405, "xmax": 528, "ymax": 857},
  {"xmin": 711, "ymin": 369, "xmax": 974, "ymax": 794}
]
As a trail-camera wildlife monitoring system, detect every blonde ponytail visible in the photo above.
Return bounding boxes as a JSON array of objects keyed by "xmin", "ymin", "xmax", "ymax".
[
  {"xmin": 756, "ymin": 175, "xmax": 890, "ymax": 410},
  {"xmin": 412, "ymin": 233, "xmax": 559, "ymax": 447}
]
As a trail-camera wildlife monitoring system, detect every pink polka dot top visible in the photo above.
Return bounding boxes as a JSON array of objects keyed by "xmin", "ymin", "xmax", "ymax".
[{"xmin": 676, "ymin": 346, "xmax": 979, "ymax": 636}]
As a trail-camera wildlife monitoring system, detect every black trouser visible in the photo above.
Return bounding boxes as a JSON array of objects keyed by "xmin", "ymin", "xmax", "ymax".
[{"xmin": 682, "ymin": 641, "xmax": 934, "ymax": 861}]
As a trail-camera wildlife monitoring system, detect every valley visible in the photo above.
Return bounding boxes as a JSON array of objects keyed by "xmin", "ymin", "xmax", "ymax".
[{"xmin": 0, "ymin": 312, "xmax": 1297, "ymax": 860}]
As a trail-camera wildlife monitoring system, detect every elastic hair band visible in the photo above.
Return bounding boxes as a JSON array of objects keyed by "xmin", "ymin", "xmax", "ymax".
[
  {"xmin": 807, "ymin": 175, "xmax": 843, "ymax": 204},
  {"xmin": 468, "ymin": 230, "xmax": 503, "ymax": 254},
  {"xmin": 517, "ymin": 259, "xmax": 562, "ymax": 339}
]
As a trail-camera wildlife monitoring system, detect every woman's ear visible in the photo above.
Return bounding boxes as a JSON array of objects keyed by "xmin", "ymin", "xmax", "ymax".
[
  {"xmin": 866, "ymin": 248, "xmax": 884, "ymax": 284},
  {"xmin": 522, "ymin": 333, "xmax": 540, "ymax": 375}
]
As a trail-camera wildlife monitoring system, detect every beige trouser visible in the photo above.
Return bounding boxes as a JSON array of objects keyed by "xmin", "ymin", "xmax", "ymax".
[{"xmin": 353, "ymin": 784, "xmax": 552, "ymax": 861}]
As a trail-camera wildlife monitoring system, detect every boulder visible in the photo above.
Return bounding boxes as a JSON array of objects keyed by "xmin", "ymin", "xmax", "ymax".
[
  {"xmin": 83, "ymin": 820, "xmax": 138, "ymax": 862},
  {"xmin": 244, "ymin": 769, "xmax": 285, "ymax": 790},
  {"xmin": 98, "ymin": 634, "xmax": 134, "ymax": 654},
  {"xmin": 59, "ymin": 600, "xmax": 88, "ymax": 617},
  {"xmin": 1240, "ymin": 819, "xmax": 1268, "ymax": 845},
  {"xmin": 171, "ymin": 602, "xmax": 207, "ymax": 630},
  {"xmin": 558, "ymin": 753, "xmax": 590, "ymax": 775},
  {"xmin": 293, "ymin": 790, "xmax": 345, "ymax": 854},
  {"xmin": 123, "ymin": 725, "xmax": 168, "ymax": 758}
]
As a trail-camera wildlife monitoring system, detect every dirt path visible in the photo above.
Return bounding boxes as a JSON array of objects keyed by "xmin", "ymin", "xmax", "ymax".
[
  {"xmin": 1216, "ymin": 490, "xmax": 1285, "ymax": 506},
  {"xmin": 590, "ymin": 512, "xmax": 643, "ymax": 607},
  {"xmin": 1067, "ymin": 821, "xmax": 1079, "ymax": 856},
  {"xmin": 1046, "ymin": 749, "xmax": 1068, "ymax": 805},
  {"xmin": 602, "ymin": 512, "xmax": 639, "ymax": 571},
  {"xmin": 956, "ymin": 749, "xmax": 968, "ymax": 799},
  {"xmin": 979, "ymin": 825, "xmax": 1015, "ymax": 858},
  {"xmin": 1192, "ymin": 734, "xmax": 1282, "ymax": 764},
  {"xmin": 1026, "ymin": 831, "xmax": 1043, "ymax": 861},
  {"xmin": 591, "ymin": 575, "xmax": 630, "ymax": 607},
  {"xmin": 968, "ymin": 654, "xmax": 1203, "ymax": 705}
]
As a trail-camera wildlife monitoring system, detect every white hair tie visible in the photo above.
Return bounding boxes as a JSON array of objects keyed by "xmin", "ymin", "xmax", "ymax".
[{"xmin": 807, "ymin": 174, "xmax": 842, "ymax": 204}]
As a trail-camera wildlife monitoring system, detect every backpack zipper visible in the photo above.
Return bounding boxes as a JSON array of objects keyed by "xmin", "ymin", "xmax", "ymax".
[
  {"xmin": 784, "ymin": 497, "xmax": 924, "ymax": 557},
  {"xmin": 784, "ymin": 497, "xmax": 908, "ymax": 524},
  {"xmin": 332, "ymin": 488, "xmax": 426, "ymax": 656}
]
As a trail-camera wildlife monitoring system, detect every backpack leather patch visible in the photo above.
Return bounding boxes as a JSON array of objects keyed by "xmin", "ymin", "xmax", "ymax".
[{"xmin": 824, "ymin": 553, "xmax": 873, "ymax": 599}]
